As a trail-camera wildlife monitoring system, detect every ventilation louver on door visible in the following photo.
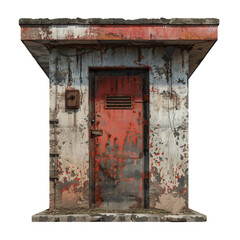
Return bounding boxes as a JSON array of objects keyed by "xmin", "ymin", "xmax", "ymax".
[{"xmin": 105, "ymin": 96, "xmax": 132, "ymax": 109}]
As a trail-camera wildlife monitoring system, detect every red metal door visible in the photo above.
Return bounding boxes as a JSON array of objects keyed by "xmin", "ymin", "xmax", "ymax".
[{"xmin": 90, "ymin": 70, "xmax": 148, "ymax": 210}]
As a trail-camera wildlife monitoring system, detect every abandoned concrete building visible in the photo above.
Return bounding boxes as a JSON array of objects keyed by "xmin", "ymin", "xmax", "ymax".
[{"xmin": 20, "ymin": 18, "xmax": 219, "ymax": 222}]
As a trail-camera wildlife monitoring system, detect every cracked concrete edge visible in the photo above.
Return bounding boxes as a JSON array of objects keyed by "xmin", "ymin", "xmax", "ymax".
[
  {"xmin": 19, "ymin": 18, "xmax": 219, "ymax": 26},
  {"xmin": 32, "ymin": 210, "xmax": 207, "ymax": 222}
]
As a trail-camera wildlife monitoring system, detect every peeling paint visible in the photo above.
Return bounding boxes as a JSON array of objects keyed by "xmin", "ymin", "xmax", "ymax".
[{"xmin": 21, "ymin": 25, "xmax": 218, "ymax": 41}]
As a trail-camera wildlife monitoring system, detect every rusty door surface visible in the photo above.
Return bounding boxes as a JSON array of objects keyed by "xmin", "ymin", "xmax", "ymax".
[{"xmin": 90, "ymin": 69, "xmax": 149, "ymax": 210}]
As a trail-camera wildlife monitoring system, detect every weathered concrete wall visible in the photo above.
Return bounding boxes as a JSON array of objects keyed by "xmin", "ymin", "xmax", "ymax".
[
  {"xmin": 49, "ymin": 46, "xmax": 189, "ymax": 213},
  {"xmin": 149, "ymin": 48, "xmax": 189, "ymax": 213}
]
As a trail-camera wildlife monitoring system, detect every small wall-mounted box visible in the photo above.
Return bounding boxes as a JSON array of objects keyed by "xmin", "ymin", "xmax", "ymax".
[{"xmin": 65, "ymin": 89, "xmax": 80, "ymax": 109}]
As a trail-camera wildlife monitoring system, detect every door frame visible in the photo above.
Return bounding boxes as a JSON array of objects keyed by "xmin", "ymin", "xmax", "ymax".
[{"xmin": 89, "ymin": 67, "xmax": 149, "ymax": 209}]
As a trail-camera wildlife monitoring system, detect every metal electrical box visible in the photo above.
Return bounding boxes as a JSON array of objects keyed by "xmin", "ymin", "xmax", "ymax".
[{"xmin": 65, "ymin": 89, "xmax": 80, "ymax": 109}]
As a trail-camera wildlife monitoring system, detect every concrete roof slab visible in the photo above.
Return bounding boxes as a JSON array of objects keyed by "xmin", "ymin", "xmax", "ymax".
[
  {"xmin": 19, "ymin": 18, "xmax": 219, "ymax": 78},
  {"xmin": 19, "ymin": 18, "xmax": 219, "ymax": 26}
]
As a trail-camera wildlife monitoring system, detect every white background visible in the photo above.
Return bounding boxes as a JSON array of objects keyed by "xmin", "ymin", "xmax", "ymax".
[{"xmin": 0, "ymin": 0, "xmax": 240, "ymax": 239}]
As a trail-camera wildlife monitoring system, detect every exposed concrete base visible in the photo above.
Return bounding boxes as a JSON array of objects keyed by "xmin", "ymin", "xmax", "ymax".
[{"xmin": 32, "ymin": 209, "xmax": 206, "ymax": 222}]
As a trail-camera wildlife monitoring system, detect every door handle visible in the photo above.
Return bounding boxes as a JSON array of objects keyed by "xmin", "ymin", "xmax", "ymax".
[{"xmin": 91, "ymin": 129, "xmax": 103, "ymax": 137}]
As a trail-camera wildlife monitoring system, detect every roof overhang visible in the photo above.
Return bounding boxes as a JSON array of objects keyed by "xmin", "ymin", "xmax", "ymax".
[{"xmin": 19, "ymin": 18, "xmax": 219, "ymax": 78}]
